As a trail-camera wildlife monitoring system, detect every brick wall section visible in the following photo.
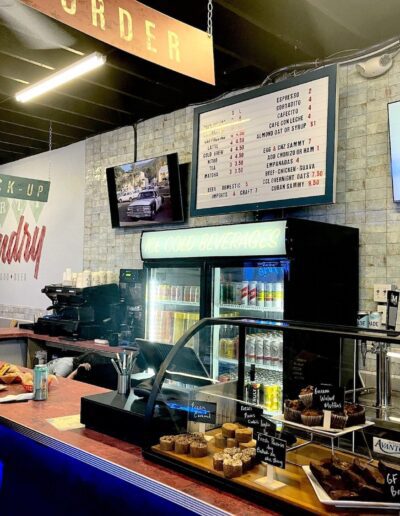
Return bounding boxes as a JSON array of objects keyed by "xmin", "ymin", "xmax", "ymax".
[{"xmin": 4, "ymin": 62, "xmax": 400, "ymax": 330}]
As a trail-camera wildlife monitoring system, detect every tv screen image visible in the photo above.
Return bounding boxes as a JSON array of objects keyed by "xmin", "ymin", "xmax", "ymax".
[
  {"xmin": 106, "ymin": 153, "xmax": 184, "ymax": 228},
  {"xmin": 388, "ymin": 101, "xmax": 400, "ymax": 202}
]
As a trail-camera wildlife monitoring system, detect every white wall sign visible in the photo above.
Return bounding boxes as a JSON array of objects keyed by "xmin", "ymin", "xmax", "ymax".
[
  {"xmin": 0, "ymin": 142, "xmax": 85, "ymax": 310},
  {"xmin": 373, "ymin": 437, "xmax": 400, "ymax": 458},
  {"xmin": 191, "ymin": 66, "xmax": 337, "ymax": 216}
]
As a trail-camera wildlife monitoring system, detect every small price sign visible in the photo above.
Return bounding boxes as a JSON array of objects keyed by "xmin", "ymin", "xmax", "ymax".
[
  {"xmin": 380, "ymin": 461, "xmax": 400, "ymax": 501},
  {"xmin": 313, "ymin": 384, "xmax": 345, "ymax": 411},
  {"xmin": 188, "ymin": 401, "xmax": 217, "ymax": 424},
  {"xmin": 256, "ymin": 433, "xmax": 286, "ymax": 469},
  {"xmin": 237, "ymin": 403, "xmax": 263, "ymax": 428}
]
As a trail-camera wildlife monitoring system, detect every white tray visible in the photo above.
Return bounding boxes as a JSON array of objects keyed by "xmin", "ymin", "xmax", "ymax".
[
  {"xmin": 303, "ymin": 465, "xmax": 400, "ymax": 510},
  {"xmin": 272, "ymin": 414, "xmax": 374, "ymax": 437}
]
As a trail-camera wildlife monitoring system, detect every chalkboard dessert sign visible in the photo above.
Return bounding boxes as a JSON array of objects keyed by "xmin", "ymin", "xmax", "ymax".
[
  {"xmin": 313, "ymin": 384, "xmax": 345, "ymax": 411},
  {"xmin": 379, "ymin": 460, "xmax": 400, "ymax": 502},
  {"xmin": 256, "ymin": 433, "xmax": 286, "ymax": 469},
  {"xmin": 188, "ymin": 400, "xmax": 217, "ymax": 424}
]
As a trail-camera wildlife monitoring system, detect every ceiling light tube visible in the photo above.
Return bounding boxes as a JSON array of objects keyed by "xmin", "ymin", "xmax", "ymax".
[{"xmin": 15, "ymin": 52, "xmax": 106, "ymax": 103}]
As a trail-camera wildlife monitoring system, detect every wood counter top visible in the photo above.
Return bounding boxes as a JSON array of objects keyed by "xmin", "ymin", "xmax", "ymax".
[{"xmin": 0, "ymin": 377, "xmax": 279, "ymax": 516}]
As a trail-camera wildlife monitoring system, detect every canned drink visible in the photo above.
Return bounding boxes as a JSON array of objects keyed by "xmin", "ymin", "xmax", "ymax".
[
  {"xmin": 34, "ymin": 364, "xmax": 48, "ymax": 401},
  {"xmin": 227, "ymin": 282, "xmax": 234, "ymax": 304},
  {"xmin": 270, "ymin": 335, "xmax": 280, "ymax": 369},
  {"xmin": 241, "ymin": 281, "xmax": 249, "ymax": 305},
  {"xmin": 357, "ymin": 311, "xmax": 369, "ymax": 328},
  {"xmin": 219, "ymin": 338, "xmax": 228, "ymax": 357},
  {"xmin": 257, "ymin": 282, "xmax": 265, "ymax": 307},
  {"xmin": 189, "ymin": 286, "xmax": 197, "ymax": 303},
  {"xmin": 234, "ymin": 282, "xmax": 242, "ymax": 305},
  {"xmin": 164, "ymin": 284, "xmax": 171, "ymax": 301},
  {"xmin": 273, "ymin": 282, "xmax": 283, "ymax": 310},
  {"xmin": 175, "ymin": 285, "xmax": 183, "ymax": 302},
  {"xmin": 249, "ymin": 281, "xmax": 257, "ymax": 305},
  {"xmin": 255, "ymin": 335, "xmax": 264, "ymax": 364},
  {"xmin": 263, "ymin": 334, "xmax": 271, "ymax": 366},
  {"xmin": 246, "ymin": 335, "xmax": 256, "ymax": 363},
  {"xmin": 225, "ymin": 338, "xmax": 235, "ymax": 359},
  {"xmin": 171, "ymin": 285, "xmax": 177, "ymax": 301},
  {"xmin": 265, "ymin": 283, "xmax": 273, "ymax": 309},
  {"xmin": 194, "ymin": 286, "xmax": 200, "ymax": 303},
  {"xmin": 183, "ymin": 285, "xmax": 191, "ymax": 302},
  {"xmin": 369, "ymin": 311, "xmax": 382, "ymax": 329}
]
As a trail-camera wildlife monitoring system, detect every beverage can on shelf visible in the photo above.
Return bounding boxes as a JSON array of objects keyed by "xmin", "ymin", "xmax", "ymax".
[
  {"xmin": 189, "ymin": 285, "xmax": 198, "ymax": 303},
  {"xmin": 257, "ymin": 282, "xmax": 265, "ymax": 307},
  {"xmin": 273, "ymin": 282, "xmax": 283, "ymax": 310},
  {"xmin": 241, "ymin": 281, "xmax": 249, "ymax": 305},
  {"xmin": 227, "ymin": 282, "xmax": 234, "ymax": 304},
  {"xmin": 249, "ymin": 281, "xmax": 257, "ymax": 305},
  {"xmin": 225, "ymin": 338, "xmax": 236, "ymax": 359},
  {"xmin": 234, "ymin": 282, "xmax": 242, "ymax": 305},
  {"xmin": 357, "ymin": 311, "xmax": 369, "ymax": 328},
  {"xmin": 183, "ymin": 285, "xmax": 191, "ymax": 302},
  {"xmin": 255, "ymin": 335, "xmax": 264, "ymax": 365},
  {"xmin": 263, "ymin": 334, "xmax": 271, "ymax": 367},
  {"xmin": 220, "ymin": 282, "xmax": 226, "ymax": 304},
  {"xmin": 175, "ymin": 285, "xmax": 183, "ymax": 302},
  {"xmin": 171, "ymin": 285, "xmax": 177, "ymax": 301},
  {"xmin": 246, "ymin": 335, "xmax": 256, "ymax": 363},
  {"xmin": 164, "ymin": 284, "xmax": 171, "ymax": 301},
  {"xmin": 265, "ymin": 283, "xmax": 273, "ymax": 309}
]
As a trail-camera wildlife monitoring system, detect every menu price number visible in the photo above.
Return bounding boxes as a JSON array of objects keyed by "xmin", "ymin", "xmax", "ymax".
[
  {"xmin": 188, "ymin": 401, "xmax": 217, "ymax": 424},
  {"xmin": 256, "ymin": 433, "xmax": 286, "ymax": 469}
]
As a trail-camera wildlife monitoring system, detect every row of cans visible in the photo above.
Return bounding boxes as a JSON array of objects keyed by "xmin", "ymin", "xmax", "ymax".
[
  {"xmin": 151, "ymin": 310, "xmax": 199, "ymax": 343},
  {"xmin": 155, "ymin": 284, "xmax": 200, "ymax": 304},
  {"xmin": 220, "ymin": 280, "xmax": 283, "ymax": 309},
  {"xmin": 357, "ymin": 310, "xmax": 382, "ymax": 329},
  {"xmin": 246, "ymin": 332, "xmax": 283, "ymax": 368}
]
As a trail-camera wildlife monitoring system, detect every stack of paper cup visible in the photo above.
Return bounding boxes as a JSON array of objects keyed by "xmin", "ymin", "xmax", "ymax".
[
  {"xmin": 76, "ymin": 272, "xmax": 84, "ymax": 288},
  {"xmin": 82, "ymin": 270, "xmax": 91, "ymax": 287},
  {"xmin": 62, "ymin": 268, "xmax": 72, "ymax": 286}
]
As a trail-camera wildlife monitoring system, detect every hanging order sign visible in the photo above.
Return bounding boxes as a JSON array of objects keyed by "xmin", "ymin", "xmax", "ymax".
[{"xmin": 191, "ymin": 66, "xmax": 337, "ymax": 217}]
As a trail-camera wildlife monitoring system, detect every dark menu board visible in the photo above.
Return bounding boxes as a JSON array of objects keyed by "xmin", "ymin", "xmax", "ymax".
[{"xmin": 191, "ymin": 66, "xmax": 337, "ymax": 217}]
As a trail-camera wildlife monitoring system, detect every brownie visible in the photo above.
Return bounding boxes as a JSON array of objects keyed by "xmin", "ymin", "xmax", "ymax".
[
  {"xmin": 329, "ymin": 490, "xmax": 359, "ymax": 501},
  {"xmin": 343, "ymin": 469, "xmax": 367, "ymax": 489},
  {"xmin": 359, "ymin": 484, "xmax": 385, "ymax": 501},
  {"xmin": 310, "ymin": 461, "xmax": 331, "ymax": 482},
  {"xmin": 352, "ymin": 458, "xmax": 384, "ymax": 486},
  {"xmin": 329, "ymin": 458, "xmax": 352, "ymax": 475},
  {"xmin": 321, "ymin": 476, "xmax": 346, "ymax": 492}
]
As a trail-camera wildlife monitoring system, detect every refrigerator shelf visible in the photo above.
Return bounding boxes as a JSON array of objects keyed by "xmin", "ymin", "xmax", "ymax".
[
  {"xmin": 219, "ymin": 304, "xmax": 284, "ymax": 313},
  {"xmin": 218, "ymin": 356, "xmax": 283, "ymax": 372},
  {"xmin": 153, "ymin": 300, "xmax": 200, "ymax": 307}
]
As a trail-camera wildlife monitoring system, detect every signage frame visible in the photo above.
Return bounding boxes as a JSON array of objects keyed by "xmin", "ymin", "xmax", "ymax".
[{"xmin": 190, "ymin": 65, "xmax": 338, "ymax": 217}]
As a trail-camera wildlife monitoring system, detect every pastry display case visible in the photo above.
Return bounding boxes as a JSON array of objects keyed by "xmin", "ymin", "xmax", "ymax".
[{"xmin": 142, "ymin": 316, "xmax": 400, "ymax": 513}]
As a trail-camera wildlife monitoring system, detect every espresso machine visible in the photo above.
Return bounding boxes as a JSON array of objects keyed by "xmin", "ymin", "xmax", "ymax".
[
  {"xmin": 34, "ymin": 284, "xmax": 120, "ymax": 340},
  {"xmin": 119, "ymin": 269, "xmax": 145, "ymax": 345}
]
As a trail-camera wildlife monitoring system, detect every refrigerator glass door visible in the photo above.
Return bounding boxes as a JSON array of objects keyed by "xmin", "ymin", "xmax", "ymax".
[
  {"xmin": 146, "ymin": 266, "xmax": 201, "ymax": 345},
  {"xmin": 210, "ymin": 260, "xmax": 288, "ymax": 416}
]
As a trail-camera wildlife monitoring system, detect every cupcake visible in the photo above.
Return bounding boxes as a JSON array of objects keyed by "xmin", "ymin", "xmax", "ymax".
[
  {"xmin": 159, "ymin": 435, "xmax": 176, "ymax": 451},
  {"xmin": 330, "ymin": 411, "xmax": 348, "ymax": 430},
  {"xmin": 190, "ymin": 440, "xmax": 208, "ymax": 458},
  {"xmin": 299, "ymin": 385, "xmax": 314, "ymax": 408},
  {"xmin": 284, "ymin": 399, "xmax": 305, "ymax": 422},
  {"xmin": 175, "ymin": 435, "xmax": 191, "ymax": 454},
  {"xmin": 301, "ymin": 408, "xmax": 323, "ymax": 427},
  {"xmin": 344, "ymin": 403, "xmax": 365, "ymax": 427}
]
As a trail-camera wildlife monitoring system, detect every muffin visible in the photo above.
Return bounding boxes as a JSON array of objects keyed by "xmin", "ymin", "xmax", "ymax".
[
  {"xmin": 284, "ymin": 399, "xmax": 305, "ymax": 422},
  {"xmin": 344, "ymin": 403, "xmax": 365, "ymax": 427},
  {"xmin": 235, "ymin": 427, "xmax": 253, "ymax": 443},
  {"xmin": 174, "ymin": 436, "xmax": 191, "ymax": 454},
  {"xmin": 213, "ymin": 452, "xmax": 225, "ymax": 471},
  {"xmin": 190, "ymin": 440, "xmax": 208, "ymax": 458},
  {"xmin": 301, "ymin": 408, "xmax": 323, "ymax": 427},
  {"xmin": 330, "ymin": 411, "xmax": 347, "ymax": 430},
  {"xmin": 159, "ymin": 435, "xmax": 175, "ymax": 451},
  {"xmin": 222, "ymin": 422, "xmax": 238, "ymax": 438},
  {"xmin": 223, "ymin": 457, "xmax": 243, "ymax": 479},
  {"xmin": 299, "ymin": 385, "xmax": 314, "ymax": 408}
]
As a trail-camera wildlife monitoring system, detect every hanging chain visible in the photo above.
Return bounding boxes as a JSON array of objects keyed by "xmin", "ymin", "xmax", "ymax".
[
  {"xmin": 48, "ymin": 120, "xmax": 53, "ymax": 152},
  {"xmin": 207, "ymin": 0, "xmax": 213, "ymax": 37}
]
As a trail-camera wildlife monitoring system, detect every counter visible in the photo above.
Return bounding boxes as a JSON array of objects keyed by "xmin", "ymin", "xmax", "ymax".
[{"xmin": 0, "ymin": 376, "xmax": 277, "ymax": 516}]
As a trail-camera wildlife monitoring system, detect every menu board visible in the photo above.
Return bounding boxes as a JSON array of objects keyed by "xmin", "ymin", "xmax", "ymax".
[{"xmin": 191, "ymin": 66, "xmax": 337, "ymax": 216}]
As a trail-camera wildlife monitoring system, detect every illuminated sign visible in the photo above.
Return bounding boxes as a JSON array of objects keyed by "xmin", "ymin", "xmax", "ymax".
[{"xmin": 141, "ymin": 221, "xmax": 287, "ymax": 259}]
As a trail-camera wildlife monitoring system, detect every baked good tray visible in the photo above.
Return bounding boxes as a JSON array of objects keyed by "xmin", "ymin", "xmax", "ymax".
[
  {"xmin": 272, "ymin": 414, "xmax": 374, "ymax": 438},
  {"xmin": 303, "ymin": 466, "xmax": 400, "ymax": 510}
]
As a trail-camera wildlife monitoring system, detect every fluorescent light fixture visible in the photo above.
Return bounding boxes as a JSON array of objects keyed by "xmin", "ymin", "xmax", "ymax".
[{"xmin": 15, "ymin": 52, "xmax": 106, "ymax": 103}]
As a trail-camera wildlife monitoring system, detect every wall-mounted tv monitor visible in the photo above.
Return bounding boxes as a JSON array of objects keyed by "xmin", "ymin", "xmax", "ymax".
[
  {"xmin": 190, "ymin": 65, "xmax": 338, "ymax": 217},
  {"xmin": 388, "ymin": 101, "xmax": 400, "ymax": 202},
  {"xmin": 106, "ymin": 153, "xmax": 184, "ymax": 229}
]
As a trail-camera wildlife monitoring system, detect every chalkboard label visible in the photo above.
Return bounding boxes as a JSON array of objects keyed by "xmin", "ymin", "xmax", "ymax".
[
  {"xmin": 188, "ymin": 401, "xmax": 217, "ymax": 424},
  {"xmin": 256, "ymin": 433, "xmax": 286, "ymax": 469},
  {"xmin": 313, "ymin": 384, "xmax": 344, "ymax": 411},
  {"xmin": 380, "ymin": 461, "xmax": 400, "ymax": 501},
  {"xmin": 237, "ymin": 403, "xmax": 263, "ymax": 427},
  {"xmin": 254, "ymin": 416, "xmax": 276, "ymax": 437}
]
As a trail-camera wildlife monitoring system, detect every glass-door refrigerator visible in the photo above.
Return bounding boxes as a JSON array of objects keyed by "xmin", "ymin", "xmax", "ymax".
[{"xmin": 140, "ymin": 218, "xmax": 359, "ymax": 410}]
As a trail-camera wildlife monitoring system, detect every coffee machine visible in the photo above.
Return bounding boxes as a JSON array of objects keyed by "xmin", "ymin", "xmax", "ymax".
[
  {"xmin": 119, "ymin": 269, "xmax": 144, "ymax": 345},
  {"xmin": 34, "ymin": 284, "xmax": 120, "ymax": 340}
]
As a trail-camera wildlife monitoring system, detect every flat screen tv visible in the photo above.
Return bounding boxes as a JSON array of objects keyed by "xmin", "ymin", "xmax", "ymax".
[
  {"xmin": 106, "ymin": 153, "xmax": 184, "ymax": 229},
  {"xmin": 191, "ymin": 65, "xmax": 338, "ymax": 217},
  {"xmin": 388, "ymin": 101, "xmax": 400, "ymax": 202}
]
